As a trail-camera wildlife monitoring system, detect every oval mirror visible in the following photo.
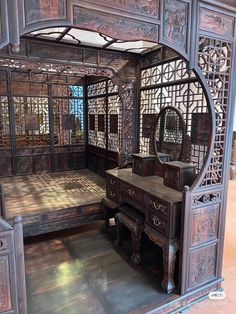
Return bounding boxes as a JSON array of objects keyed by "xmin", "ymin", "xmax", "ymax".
[{"xmin": 154, "ymin": 106, "xmax": 186, "ymax": 163}]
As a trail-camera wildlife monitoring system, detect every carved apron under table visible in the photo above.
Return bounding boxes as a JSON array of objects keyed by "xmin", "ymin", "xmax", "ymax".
[{"xmin": 106, "ymin": 168, "xmax": 182, "ymax": 293}]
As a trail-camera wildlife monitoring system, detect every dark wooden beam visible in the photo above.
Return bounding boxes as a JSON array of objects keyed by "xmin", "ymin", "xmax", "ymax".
[{"xmin": 57, "ymin": 27, "xmax": 71, "ymax": 42}]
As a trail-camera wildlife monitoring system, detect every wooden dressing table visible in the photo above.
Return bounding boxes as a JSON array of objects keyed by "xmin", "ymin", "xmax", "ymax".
[{"xmin": 106, "ymin": 168, "xmax": 183, "ymax": 293}]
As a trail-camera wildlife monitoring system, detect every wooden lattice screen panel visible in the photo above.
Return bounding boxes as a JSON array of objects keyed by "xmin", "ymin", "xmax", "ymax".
[
  {"xmin": 87, "ymin": 79, "xmax": 122, "ymax": 153},
  {"xmin": 0, "ymin": 70, "xmax": 85, "ymax": 176},
  {"xmin": 198, "ymin": 37, "xmax": 232, "ymax": 186},
  {"xmin": 140, "ymin": 59, "xmax": 210, "ymax": 173}
]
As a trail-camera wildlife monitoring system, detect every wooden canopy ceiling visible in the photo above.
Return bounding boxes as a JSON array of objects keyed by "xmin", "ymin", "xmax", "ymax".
[{"xmin": 27, "ymin": 27, "xmax": 160, "ymax": 55}]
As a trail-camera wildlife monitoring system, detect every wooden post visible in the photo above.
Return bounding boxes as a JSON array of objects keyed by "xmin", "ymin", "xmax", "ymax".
[{"xmin": 14, "ymin": 216, "xmax": 27, "ymax": 314}]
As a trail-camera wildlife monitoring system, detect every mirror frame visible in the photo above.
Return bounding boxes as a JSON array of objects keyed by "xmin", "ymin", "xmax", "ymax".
[{"xmin": 154, "ymin": 105, "xmax": 186, "ymax": 164}]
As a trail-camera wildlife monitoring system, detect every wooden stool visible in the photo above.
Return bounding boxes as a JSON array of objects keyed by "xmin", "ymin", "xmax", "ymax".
[
  {"xmin": 115, "ymin": 204, "xmax": 144, "ymax": 265},
  {"xmin": 102, "ymin": 197, "xmax": 119, "ymax": 231}
]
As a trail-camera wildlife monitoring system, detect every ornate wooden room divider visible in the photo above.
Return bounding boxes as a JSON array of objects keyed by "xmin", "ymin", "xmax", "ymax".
[
  {"xmin": 0, "ymin": 70, "xmax": 85, "ymax": 176},
  {"xmin": 0, "ymin": 0, "xmax": 235, "ymax": 313}
]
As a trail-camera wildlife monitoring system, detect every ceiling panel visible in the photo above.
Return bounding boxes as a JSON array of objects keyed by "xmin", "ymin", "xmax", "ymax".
[{"xmin": 27, "ymin": 27, "xmax": 160, "ymax": 54}]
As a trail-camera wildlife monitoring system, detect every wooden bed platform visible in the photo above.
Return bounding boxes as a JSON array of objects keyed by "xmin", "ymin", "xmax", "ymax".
[{"xmin": 1, "ymin": 169, "xmax": 106, "ymax": 237}]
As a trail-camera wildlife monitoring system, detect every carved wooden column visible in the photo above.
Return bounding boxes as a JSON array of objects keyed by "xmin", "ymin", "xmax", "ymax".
[{"xmin": 118, "ymin": 80, "xmax": 137, "ymax": 164}]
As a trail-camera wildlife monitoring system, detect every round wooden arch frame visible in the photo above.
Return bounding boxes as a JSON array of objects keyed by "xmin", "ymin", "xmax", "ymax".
[{"xmin": 0, "ymin": 0, "xmax": 235, "ymax": 310}]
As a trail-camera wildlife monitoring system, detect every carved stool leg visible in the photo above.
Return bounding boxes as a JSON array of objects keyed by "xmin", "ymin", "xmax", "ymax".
[
  {"xmin": 161, "ymin": 242, "xmax": 178, "ymax": 293},
  {"xmin": 130, "ymin": 230, "xmax": 142, "ymax": 265}
]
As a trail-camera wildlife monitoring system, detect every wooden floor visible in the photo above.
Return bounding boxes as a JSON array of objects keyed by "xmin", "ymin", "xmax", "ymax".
[
  {"xmin": 1, "ymin": 169, "xmax": 105, "ymax": 219},
  {"xmin": 24, "ymin": 224, "xmax": 173, "ymax": 314}
]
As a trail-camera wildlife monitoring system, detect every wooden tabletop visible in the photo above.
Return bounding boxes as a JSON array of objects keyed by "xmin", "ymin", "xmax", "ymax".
[{"xmin": 106, "ymin": 168, "xmax": 183, "ymax": 204}]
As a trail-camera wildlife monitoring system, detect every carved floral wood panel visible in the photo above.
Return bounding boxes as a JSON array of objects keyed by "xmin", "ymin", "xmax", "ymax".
[
  {"xmin": 188, "ymin": 244, "xmax": 217, "ymax": 287},
  {"xmin": 120, "ymin": 81, "xmax": 137, "ymax": 161},
  {"xmin": 0, "ymin": 256, "xmax": 12, "ymax": 312},
  {"xmin": 191, "ymin": 205, "xmax": 219, "ymax": 246},
  {"xmin": 83, "ymin": 0, "xmax": 160, "ymax": 18},
  {"xmin": 199, "ymin": 8, "xmax": 234, "ymax": 38},
  {"xmin": 73, "ymin": 6, "xmax": 158, "ymax": 42},
  {"xmin": 24, "ymin": 0, "xmax": 67, "ymax": 25},
  {"xmin": 163, "ymin": 0, "xmax": 189, "ymax": 54}
]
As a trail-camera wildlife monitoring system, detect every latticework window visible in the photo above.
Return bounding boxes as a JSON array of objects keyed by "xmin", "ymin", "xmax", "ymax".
[
  {"xmin": 140, "ymin": 59, "xmax": 210, "ymax": 173},
  {"xmin": 87, "ymin": 79, "xmax": 122, "ymax": 152}
]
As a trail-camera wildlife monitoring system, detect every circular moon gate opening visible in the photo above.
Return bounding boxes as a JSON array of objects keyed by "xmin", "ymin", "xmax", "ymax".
[{"xmin": 0, "ymin": 1, "xmax": 234, "ymax": 312}]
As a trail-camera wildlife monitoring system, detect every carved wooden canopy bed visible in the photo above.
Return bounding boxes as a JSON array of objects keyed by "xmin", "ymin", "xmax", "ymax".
[{"xmin": 0, "ymin": 0, "xmax": 236, "ymax": 313}]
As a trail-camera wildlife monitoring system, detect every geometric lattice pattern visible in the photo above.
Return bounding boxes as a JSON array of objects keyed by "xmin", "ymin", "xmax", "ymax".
[
  {"xmin": 87, "ymin": 81, "xmax": 106, "ymax": 97},
  {"xmin": 141, "ymin": 59, "xmax": 194, "ymax": 87},
  {"xmin": 88, "ymin": 97, "xmax": 106, "ymax": 148},
  {"xmin": 108, "ymin": 95, "xmax": 122, "ymax": 152},
  {"xmin": 0, "ymin": 71, "xmax": 85, "ymax": 176},
  {"xmin": 198, "ymin": 37, "xmax": 232, "ymax": 186},
  {"xmin": 53, "ymin": 85, "xmax": 84, "ymax": 146},
  {"xmin": 11, "ymin": 82, "xmax": 84, "ymax": 148},
  {"xmin": 13, "ymin": 96, "xmax": 50, "ymax": 147},
  {"xmin": 87, "ymin": 79, "xmax": 122, "ymax": 152},
  {"xmin": 140, "ymin": 59, "xmax": 209, "ymax": 173},
  {"xmin": 0, "ymin": 96, "xmax": 10, "ymax": 149}
]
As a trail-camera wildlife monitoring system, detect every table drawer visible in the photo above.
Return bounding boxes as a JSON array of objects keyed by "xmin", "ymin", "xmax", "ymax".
[
  {"xmin": 146, "ymin": 209, "xmax": 168, "ymax": 237},
  {"xmin": 106, "ymin": 174, "xmax": 120, "ymax": 189},
  {"xmin": 146, "ymin": 195, "xmax": 169, "ymax": 219},
  {"xmin": 121, "ymin": 182, "xmax": 145, "ymax": 211},
  {"xmin": 106, "ymin": 186, "xmax": 121, "ymax": 204}
]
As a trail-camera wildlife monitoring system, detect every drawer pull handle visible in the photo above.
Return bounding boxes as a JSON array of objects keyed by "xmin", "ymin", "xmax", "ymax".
[
  {"xmin": 110, "ymin": 191, "xmax": 116, "ymax": 197},
  {"xmin": 151, "ymin": 201, "xmax": 161, "ymax": 211},
  {"xmin": 152, "ymin": 216, "xmax": 162, "ymax": 227},
  {"xmin": 110, "ymin": 179, "xmax": 116, "ymax": 185},
  {"xmin": 128, "ymin": 189, "xmax": 135, "ymax": 196}
]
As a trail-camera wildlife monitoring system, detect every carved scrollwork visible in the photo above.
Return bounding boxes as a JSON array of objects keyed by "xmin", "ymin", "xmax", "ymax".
[
  {"xmin": 73, "ymin": 6, "xmax": 158, "ymax": 42},
  {"xmin": 193, "ymin": 192, "xmax": 221, "ymax": 207},
  {"xmin": 119, "ymin": 81, "xmax": 137, "ymax": 162},
  {"xmin": 134, "ymin": 0, "xmax": 159, "ymax": 16},
  {"xmin": 0, "ymin": 57, "xmax": 115, "ymax": 78},
  {"xmin": 199, "ymin": 8, "xmax": 234, "ymax": 38},
  {"xmin": 192, "ymin": 205, "xmax": 219, "ymax": 245},
  {"xmin": 163, "ymin": 0, "xmax": 188, "ymax": 52},
  {"xmin": 189, "ymin": 245, "xmax": 216, "ymax": 286},
  {"xmin": 198, "ymin": 36, "xmax": 232, "ymax": 187}
]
